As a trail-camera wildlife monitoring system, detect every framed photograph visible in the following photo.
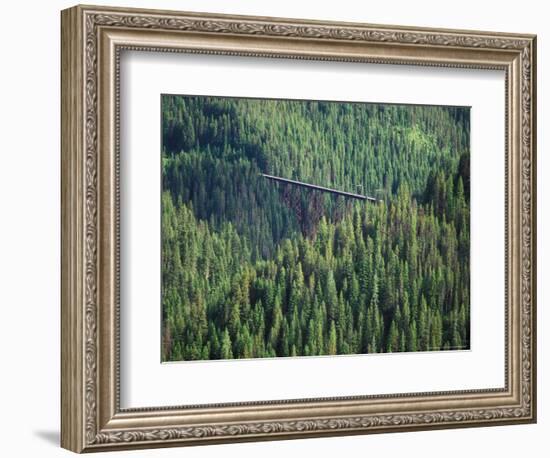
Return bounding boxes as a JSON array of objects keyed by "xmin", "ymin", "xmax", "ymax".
[{"xmin": 61, "ymin": 4, "xmax": 537, "ymax": 453}]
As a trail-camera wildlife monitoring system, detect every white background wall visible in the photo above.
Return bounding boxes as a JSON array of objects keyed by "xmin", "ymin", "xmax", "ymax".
[{"xmin": 0, "ymin": 0, "xmax": 546, "ymax": 456}]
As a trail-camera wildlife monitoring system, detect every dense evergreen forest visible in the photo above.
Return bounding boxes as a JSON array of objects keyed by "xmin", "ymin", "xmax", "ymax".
[{"xmin": 161, "ymin": 95, "xmax": 470, "ymax": 362}]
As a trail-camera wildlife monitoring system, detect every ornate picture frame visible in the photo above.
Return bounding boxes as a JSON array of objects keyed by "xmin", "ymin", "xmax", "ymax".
[{"xmin": 61, "ymin": 4, "xmax": 536, "ymax": 453}]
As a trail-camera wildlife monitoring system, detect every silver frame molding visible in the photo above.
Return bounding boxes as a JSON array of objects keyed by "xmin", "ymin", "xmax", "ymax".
[{"xmin": 61, "ymin": 4, "xmax": 537, "ymax": 453}]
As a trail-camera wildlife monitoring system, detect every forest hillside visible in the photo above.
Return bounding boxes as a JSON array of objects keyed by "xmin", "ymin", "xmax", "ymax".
[{"xmin": 161, "ymin": 95, "xmax": 470, "ymax": 362}]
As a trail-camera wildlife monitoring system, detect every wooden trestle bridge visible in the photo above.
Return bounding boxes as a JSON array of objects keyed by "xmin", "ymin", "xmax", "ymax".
[{"xmin": 261, "ymin": 173, "xmax": 379, "ymax": 203}]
